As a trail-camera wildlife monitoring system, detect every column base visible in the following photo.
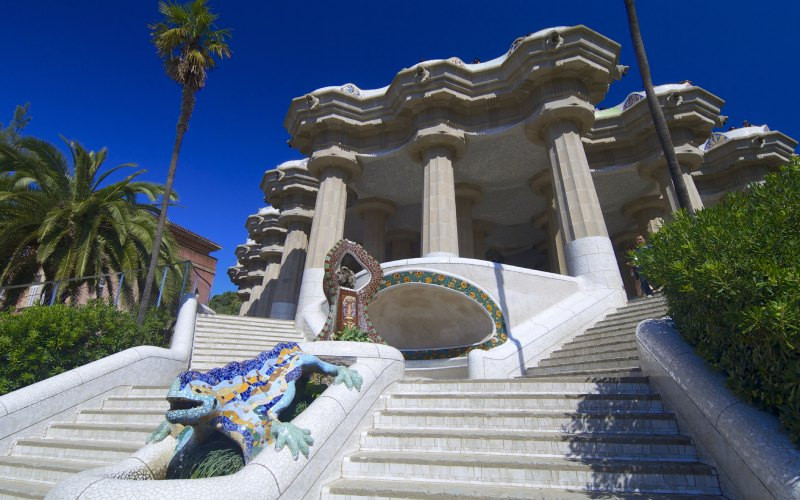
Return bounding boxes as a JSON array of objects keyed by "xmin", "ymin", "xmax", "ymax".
[
  {"xmin": 270, "ymin": 302, "xmax": 297, "ymax": 320},
  {"xmin": 293, "ymin": 268, "xmax": 327, "ymax": 339},
  {"xmin": 424, "ymin": 251, "xmax": 458, "ymax": 258},
  {"xmin": 565, "ymin": 236, "xmax": 625, "ymax": 291}
]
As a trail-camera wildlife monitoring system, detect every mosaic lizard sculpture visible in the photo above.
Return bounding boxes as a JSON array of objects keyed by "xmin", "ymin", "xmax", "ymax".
[{"xmin": 148, "ymin": 342, "xmax": 362, "ymax": 463}]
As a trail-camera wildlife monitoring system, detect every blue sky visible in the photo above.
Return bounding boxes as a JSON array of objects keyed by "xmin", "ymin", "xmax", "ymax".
[{"xmin": 2, "ymin": 1, "xmax": 798, "ymax": 295}]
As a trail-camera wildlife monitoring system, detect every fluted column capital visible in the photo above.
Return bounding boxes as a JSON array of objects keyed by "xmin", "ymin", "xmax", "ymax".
[
  {"xmin": 454, "ymin": 183, "xmax": 483, "ymax": 204},
  {"xmin": 528, "ymin": 170, "xmax": 553, "ymax": 196},
  {"xmin": 307, "ymin": 145, "xmax": 362, "ymax": 181},
  {"xmin": 408, "ymin": 124, "xmax": 466, "ymax": 163},
  {"xmin": 353, "ymin": 197, "xmax": 396, "ymax": 218},
  {"xmin": 524, "ymin": 92, "xmax": 596, "ymax": 145}
]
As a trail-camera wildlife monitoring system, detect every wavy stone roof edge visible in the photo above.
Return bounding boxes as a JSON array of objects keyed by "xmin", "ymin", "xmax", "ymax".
[
  {"xmin": 305, "ymin": 26, "xmax": 571, "ymax": 99},
  {"xmin": 276, "ymin": 158, "xmax": 309, "ymax": 171},
  {"xmin": 702, "ymin": 126, "xmax": 798, "ymax": 152},
  {"xmin": 594, "ymin": 82, "xmax": 696, "ymax": 119}
]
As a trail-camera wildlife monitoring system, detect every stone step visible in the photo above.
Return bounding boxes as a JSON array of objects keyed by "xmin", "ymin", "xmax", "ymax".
[
  {"xmin": 384, "ymin": 392, "xmax": 663, "ymax": 412},
  {"xmin": 126, "ymin": 386, "xmax": 169, "ymax": 397},
  {"xmin": 564, "ymin": 329, "xmax": 636, "ymax": 347},
  {"xmin": 75, "ymin": 408, "xmax": 166, "ymax": 425},
  {"xmin": 0, "ymin": 456, "xmax": 105, "ymax": 486},
  {"xmin": 194, "ymin": 326, "xmax": 300, "ymax": 338},
  {"xmin": 582, "ymin": 319, "xmax": 644, "ymax": 336},
  {"xmin": 340, "ymin": 452, "xmax": 720, "ymax": 495},
  {"xmin": 190, "ymin": 347, "xmax": 274, "ymax": 359},
  {"xmin": 396, "ymin": 377, "xmax": 652, "ymax": 394},
  {"xmin": 196, "ymin": 315, "xmax": 297, "ymax": 324},
  {"xmin": 372, "ymin": 409, "xmax": 680, "ymax": 434},
  {"xmin": 600, "ymin": 307, "xmax": 668, "ymax": 324},
  {"xmin": 195, "ymin": 321, "xmax": 296, "ymax": 332},
  {"xmin": 189, "ymin": 355, "xmax": 269, "ymax": 368},
  {"xmin": 323, "ymin": 477, "xmax": 722, "ymax": 499},
  {"xmin": 548, "ymin": 339, "xmax": 639, "ymax": 359},
  {"xmin": 191, "ymin": 338, "xmax": 300, "ymax": 350},
  {"xmin": 611, "ymin": 296, "xmax": 667, "ymax": 311},
  {"xmin": 45, "ymin": 422, "xmax": 156, "ymax": 442},
  {"xmin": 11, "ymin": 438, "xmax": 141, "ymax": 462},
  {"xmin": 538, "ymin": 349, "xmax": 640, "ymax": 367},
  {"xmin": 192, "ymin": 332, "xmax": 302, "ymax": 343},
  {"xmin": 101, "ymin": 396, "xmax": 169, "ymax": 411},
  {"xmin": 525, "ymin": 357, "xmax": 641, "ymax": 376},
  {"xmin": 521, "ymin": 368, "xmax": 643, "ymax": 379},
  {"xmin": 360, "ymin": 428, "xmax": 697, "ymax": 460},
  {"xmin": 0, "ymin": 477, "xmax": 53, "ymax": 499}
]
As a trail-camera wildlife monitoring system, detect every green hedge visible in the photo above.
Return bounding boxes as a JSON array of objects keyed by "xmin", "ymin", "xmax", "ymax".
[
  {"xmin": 636, "ymin": 159, "xmax": 800, "ymax": 442},
  {"xmin": 0, "ymin": 303, "xmax": 173, "ymax": 395}
]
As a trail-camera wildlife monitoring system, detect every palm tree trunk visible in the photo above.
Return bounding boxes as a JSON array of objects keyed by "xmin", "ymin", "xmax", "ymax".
[
  {"xmin": 624, "ymin": 0, "xmax": 695, "ymax": 216},
  {"xmin": 137, "ymin": 86, "xmax": 195, "ymax": 325}
]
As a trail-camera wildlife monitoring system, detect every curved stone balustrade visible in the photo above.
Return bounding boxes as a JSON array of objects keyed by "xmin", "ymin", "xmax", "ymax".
[
  {"xmin": 637, "ymin": 319, "xmax": 800, "ymax": 500},
  {"xmin": 46, "ymin": 342, "xmax": 405, "ymax": 500}
]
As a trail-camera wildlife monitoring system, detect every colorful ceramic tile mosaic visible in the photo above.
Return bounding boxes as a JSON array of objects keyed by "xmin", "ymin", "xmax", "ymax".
[
  {"xmin": 622, "ymin": 92, "xmax": 645, "ymax": 111},
  {"xmin": 704, "ymin": 131, "xmax": 730, "ymax": 150},
  {"xmin": 148, "ymin": 343, "xmax": 362, "ymax": 463},
  {"xmin": 379, "ymin": 270, "xmax": 509, "ymax": 360},
  {"xmin": 319, "ymin": 239, "xmax": 384, "ymax": 342}
]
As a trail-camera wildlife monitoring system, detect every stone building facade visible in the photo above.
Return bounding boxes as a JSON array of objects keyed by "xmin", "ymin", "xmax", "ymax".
[{"xmin": 230, "ymin": 26, "xmax": 795, "ymax": 359}]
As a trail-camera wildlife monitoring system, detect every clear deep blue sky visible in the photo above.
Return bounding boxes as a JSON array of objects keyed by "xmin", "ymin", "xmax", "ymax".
[{"xmin": 2, "ymin": 1, "xmax": 798, "ymax": 295}]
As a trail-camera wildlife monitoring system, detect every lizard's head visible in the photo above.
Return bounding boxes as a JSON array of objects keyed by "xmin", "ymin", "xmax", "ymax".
[{"xmin": 165, "ymin": 376, "xmax": 218, "ymax": 425}]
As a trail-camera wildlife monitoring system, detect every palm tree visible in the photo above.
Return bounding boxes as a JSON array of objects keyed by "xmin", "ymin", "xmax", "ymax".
[
  {"xmin": 623, "ymin": 0, "xmax": 695, "ymax": 215},
  {"xmin": 139, "ymin": 0, "xmax": 231, "ymax": 324},
  {"xmin": 0, "ymin": 137, "xmax": 180, "ymax": 308}
]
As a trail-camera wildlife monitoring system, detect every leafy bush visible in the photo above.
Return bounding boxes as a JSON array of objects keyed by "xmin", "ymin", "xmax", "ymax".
[
  {"xmin": 0, "ymin": 303, "xmax": 173, "ymax": 394},
  {"xmin": 332, "ymin": 324, "xmax": 372, "ymax": 342},
  {"xmin": 636, "ymin": 159, "xmax": 800, "ymax": 441},
  {"xmin": 208, "ymin": 291, "xmax": 242, "ymax": 315}
]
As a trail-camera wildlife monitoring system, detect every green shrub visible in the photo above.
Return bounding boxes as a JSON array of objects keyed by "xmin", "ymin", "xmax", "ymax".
[
  {"xmin": 332, "ymin": 324, "xmax": 372, "ymax": 342},
  {"xmin": 0, "ymin": 303, "xmax": 173, "ymax": 394},
  {"xmin": 636, "ymin": 159, "xmax": 800, "ymax": 441},
  {"xmin": 208, "ymin": 291, "xmax": 242, "ymax": 315}
]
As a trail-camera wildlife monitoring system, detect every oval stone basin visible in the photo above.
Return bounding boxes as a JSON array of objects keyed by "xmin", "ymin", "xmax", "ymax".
[{"xmin": 368, "ymin": 283, "xmax": 494, "ymax": 350}]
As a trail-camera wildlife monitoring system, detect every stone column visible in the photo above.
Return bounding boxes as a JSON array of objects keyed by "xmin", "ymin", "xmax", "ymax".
[
  {"xmin": 472, "ymin": 220, "xmax": 491, "ymax": 261},
  {"xmin": 294, "ymin": 147, "xmax": 362, "ymax": 336},
  {"xmin": 354, "ymin": 198, "xmax": 395, "ymax": 262},
  {"xmin": 622, "ymin": 195, "xmax": 669, "ymax": 236},
  {"xmin": 454, "ymin": 184, "xmax": 482, "ymax": 258},
  {"xmin": 649, "ymin": 162, "xmax": 704, "ymax": 215},
  {"xmin": 530, "ymin": 171, "xmax": 567, "ymax": 274},
  {"xmin": 411, "ymin": 125, "xmax": 465, "ymax": 257},
  {"xmin": 386, "ymin": 229, "xmax": 419, "ymax": 261},
  {"xmin": 254, "ymin": 254, "xmax": 282, "ymax": 317},
  {"xmin": 526, "ymin": 99, "xmax": 623, "ymax": 291},
  {"xmin": 270, "ymin": 218, "xmax": 311, "ymax": 319},
  {"xmin": 544, "ymin": 121, "xmax": 608, "ymax": 242},
  {"xmin": 421, "ymin": 146, "xmax": 459, "ymax": 256},
  {"xmin": 305, "ymin": 168, "xmax": 350, "ymax": 269}
]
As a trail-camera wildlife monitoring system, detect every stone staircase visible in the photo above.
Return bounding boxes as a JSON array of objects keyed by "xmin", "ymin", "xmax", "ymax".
[
  {"xmin": 0, "ymin": 314, "xmax": 302, "ymax": 499},
  {"xmin": 0, "ymin": 385, "xmax": 169, "ymax": 499},
  {"xmin": 191, "ymin": 313, "xmax": 302, "ymax": 371},
  {"xmin": 323, "ymin": 296, "xmax": 725, "ymax": 498}
]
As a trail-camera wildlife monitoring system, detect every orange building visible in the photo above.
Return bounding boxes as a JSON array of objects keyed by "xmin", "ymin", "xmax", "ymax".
[{"xmin": 169, "ymin": 222, "xmax": 221, "ymax": 305}]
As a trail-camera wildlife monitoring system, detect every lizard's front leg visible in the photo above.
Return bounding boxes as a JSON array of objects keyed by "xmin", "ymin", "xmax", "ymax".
[
  {"xmin": 268, "ymin": 380, "xmax": 314, "ymax": 460},
  {"xmin": 298, "ymin": 354, "xmax": 363, "ymax": 391}
]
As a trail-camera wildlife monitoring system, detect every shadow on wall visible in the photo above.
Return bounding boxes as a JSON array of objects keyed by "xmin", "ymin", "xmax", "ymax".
[{"xmin": 492, "ymin": 262, "xmax": 525, "ymax": 376}]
